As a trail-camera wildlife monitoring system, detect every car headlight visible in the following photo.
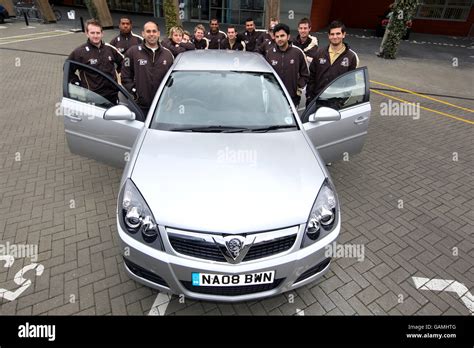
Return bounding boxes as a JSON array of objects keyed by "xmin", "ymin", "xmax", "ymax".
[
  {"xmin": 118, "ymin": 179, "xmax": 164, "ymax": 249},
  {"xmin": 301, "ymin": 179, "xmax": 339, "ymax": 248}
]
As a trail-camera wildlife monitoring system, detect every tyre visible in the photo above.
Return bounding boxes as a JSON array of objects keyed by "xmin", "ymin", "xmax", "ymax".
[
  {"xmin": 0, "ymin": 14, "xmax": 5, "ymax": 24},
  {"xmin": 54, "ymin": 9, "xmax": 61, "ymax": 21}
]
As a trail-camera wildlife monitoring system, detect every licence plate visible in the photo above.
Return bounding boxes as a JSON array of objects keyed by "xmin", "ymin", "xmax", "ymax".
[{"xmin": 192, "ymin": 271, "xmax": 275, "ymax": 287}]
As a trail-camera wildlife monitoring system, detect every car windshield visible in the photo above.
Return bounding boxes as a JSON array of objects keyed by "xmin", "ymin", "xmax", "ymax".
[{"xmin": 150, "ymin": 71, "xmax": 297, "ymax": 131}]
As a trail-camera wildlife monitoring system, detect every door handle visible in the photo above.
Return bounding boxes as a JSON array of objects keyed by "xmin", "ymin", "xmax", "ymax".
[
  {"xmin": 65, "ymin": 114, "xmax": 82, "ymax": 122},
  {"xmin": 354, "ymin": 116, "xmax": 369, "ymax": 125}
]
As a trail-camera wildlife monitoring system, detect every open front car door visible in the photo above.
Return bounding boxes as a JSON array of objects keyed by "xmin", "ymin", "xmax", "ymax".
[
  {"xmin": 301, "ymin": 67, "xmax": 371, "ymax": 164},
  {"xmin": 61, "ymin": 60, "xmax": 145, "ymax": 168}
]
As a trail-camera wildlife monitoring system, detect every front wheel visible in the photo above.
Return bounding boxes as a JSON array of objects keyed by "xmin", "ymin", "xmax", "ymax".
[
  {"xmin": 0, "ymin": 13, "xmax": 5, "ymax": 24},
  {"xmin": 53, "ymin": 9, "xmax": 61, "ymax": 21}
]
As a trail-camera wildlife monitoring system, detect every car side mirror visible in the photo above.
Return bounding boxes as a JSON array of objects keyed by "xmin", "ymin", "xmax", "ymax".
[
  {"xmin": 308, "ymin": 107, "xmax": 341, "ymax": 122},
  {"xmin": 104, "ymin": 105, "xmax": 136, "ymax": 121}
]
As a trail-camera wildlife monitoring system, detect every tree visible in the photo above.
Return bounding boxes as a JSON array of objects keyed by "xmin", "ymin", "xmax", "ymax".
[
  {"xmin": 265, "ymin": 0, "xmax": 280, "ymax": 29},
  {"xmin": 164, "ymin": 0, "xmax": 181, "ymax": 36},
  {"xmin": 84, "ymin": 0, "xmax": 98, "ymax": 20},
  {"xmin": 379, "ymin": 0, "xmax": 419, "ymax": 59}
]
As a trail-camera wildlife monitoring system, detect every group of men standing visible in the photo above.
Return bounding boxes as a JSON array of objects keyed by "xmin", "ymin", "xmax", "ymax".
[{"xmin": 68, "ymin": 15, "xmax": 358, "ymax": 119}]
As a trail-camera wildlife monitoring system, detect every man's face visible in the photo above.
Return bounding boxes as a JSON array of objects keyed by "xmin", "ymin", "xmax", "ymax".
[
  {"xmin": 142, "ymin": 22, "xmax": 160, "ymax": 46},
  {"xmin": 328, "ymin": 27, "xmax": 345, "ymax": 46},
  {"xmin": 227, "ymin": 28, "xmax": 236, "ymax": 40},
  {"xmin": 195, "ymin": 29, "xmax": 204, "ymax": 40},
  {"xmin": 210, "ymin": 20, "xmax": 219, "ymax": 33},
  {"xmin": 86, "ymin": 24, "xmax": 103, "ymax": 45},
  {"xmin": 245, "ymin": 21, "xmax": 255, "ymax": 32},
  {"xmin": 119, "ymin": 19, "xmax": 132, "ymax": 34},
  {"xmin": 172, "ymin": 31, "xmax": 183, "ymax": 43},
  {"xmin": 274, "ymin": 29, "xmax": 289, "ymax": 49},
  {"xmin": 298, "ymin": 23, "xmax": 310, "ymax": 39}
]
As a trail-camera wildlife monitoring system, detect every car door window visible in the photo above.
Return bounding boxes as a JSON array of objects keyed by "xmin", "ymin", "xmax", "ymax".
[
  {"xmin": 64, "ymin": 60, "xmax": 143, "ymax": 120},
  {"xmin": 316, "ymin": 69, "xmax": 367, "ymax": 111}
]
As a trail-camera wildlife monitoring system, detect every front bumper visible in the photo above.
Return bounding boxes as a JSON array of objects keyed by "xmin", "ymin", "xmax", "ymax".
[{"xmin": 118, "ymin": 222, "xmax": 339, "ymax": 303}]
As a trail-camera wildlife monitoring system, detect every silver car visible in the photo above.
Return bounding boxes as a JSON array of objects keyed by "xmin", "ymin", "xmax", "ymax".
[{"xmin": 61, "ymin": 50, "xmax": 370, "ymax": 302}]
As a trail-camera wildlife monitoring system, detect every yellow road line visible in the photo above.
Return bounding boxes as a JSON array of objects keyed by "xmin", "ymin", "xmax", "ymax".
[
  {"xmin": 0, "ymin": 32, "xmax": 73, "ymax": 45},
  {"xmin": 370, "ymin": 80, "xmax": 474, "ymax": 114},
  {"xmin": 370, "ymin": 89, "xmax": 474, "ymax": 125}
]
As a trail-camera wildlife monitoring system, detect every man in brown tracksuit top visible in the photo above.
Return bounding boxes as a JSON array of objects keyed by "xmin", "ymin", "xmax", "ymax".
[
  {"xmin": 264, "ymin": 23, "xmax": 309, "ymax": 108},
  {"xmin": 293, "ymin": 18, "xmax": 318, "ymax": 65},
  {"xmin": 68, "ymin": 19, "xmax": 124, "ymax": 104},
  {"xmin": 109, "ymin": 16, "xmax": 143, "ymax": 54},
  {"xmin": 205, "ymin": 18, "xmax": 227, "ymax": 49},
  {"xmin": 121, "ymin": 21, "xmax": 174, "ymax": 120},
  {"xmin": 306, "ymin": 21, "xmax": 359, "ymax": 107}
]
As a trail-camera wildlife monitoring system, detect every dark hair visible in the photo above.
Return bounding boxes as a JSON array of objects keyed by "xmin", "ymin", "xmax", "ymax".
[
  {"xmin": 227, "ymin": 25, "xmax": 236, "ymax": 31},
  {"xmin": 245, "ymin": 18, "xmax": 254, "ymax": 23},
  {"xmin": 143, "ymin": 21, "xmax": 160, "ymax": 31},
  {"xmin": 119, "ymin": 16, "xmax": 132, "ymax": 24},
  {"xmin": 210, "ymin": 18, "xmax": 219, "ymax": 23},
  {"xmin": 298, "ymin": 18, "xmax": 311, "ymax": 27},
  {"xmin": 328, "ymin": 20, "xmax": 346, "ymax": 33},
  {"xmin": 272, "ymin": 23, "xmax": 290, "ymax": 36}
]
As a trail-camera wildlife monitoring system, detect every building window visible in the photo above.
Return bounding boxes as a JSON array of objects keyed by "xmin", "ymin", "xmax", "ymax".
[{"xmin": 416, "ymin": 0, "xmax": 472, "ymax": 21}]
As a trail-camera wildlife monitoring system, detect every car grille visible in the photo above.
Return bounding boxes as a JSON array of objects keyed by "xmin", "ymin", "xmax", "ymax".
[
  {"xmin": 294, "ymin": 258, "xmax": 331, "ymax": 284},
  {"xmin": 124, "ymin": 258, "xmax": 169, "ymax": 287},
  {"xmin": 181, "ymin": 278, "xmax": 284, "ymax": 296},
  {"xmin": 243, "ymin": 235, "xmax": 297, "ymax": 261},
  {"xmin": 169, "ymin": 234, "xmax": 297, "ymax": 263},
  {"xmin": 169, "ymin": 236, "xmax": 227, "ymax": 262}
]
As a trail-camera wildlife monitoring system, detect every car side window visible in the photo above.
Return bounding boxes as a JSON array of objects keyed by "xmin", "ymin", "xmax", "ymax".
[
  {"xmin": 316, "ymin": 69, "xmax": 366, "ymax": 111},
  {"xmin": 64, "ymin": 60, "xmax": 144, "ymax": 121}
]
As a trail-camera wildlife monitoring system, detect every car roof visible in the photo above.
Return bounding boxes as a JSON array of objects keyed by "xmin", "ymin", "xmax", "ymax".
[{"xmin": 172, "ymin": 50, "xmax": 273, "ymax": 73}]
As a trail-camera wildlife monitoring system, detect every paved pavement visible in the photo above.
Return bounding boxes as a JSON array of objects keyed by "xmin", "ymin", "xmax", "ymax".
[{"xmin": 0, "ymin": 11, "xmax": 473, "ymax": 316}]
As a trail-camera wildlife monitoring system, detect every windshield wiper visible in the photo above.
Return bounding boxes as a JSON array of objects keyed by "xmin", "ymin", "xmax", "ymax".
[
  {"xmin": 246, "ymin": 125, "xmax": 297, "ymax": 133},
  {"xmin": 169, "ymin": 125, "xmax": 252, "ymax": 133}
]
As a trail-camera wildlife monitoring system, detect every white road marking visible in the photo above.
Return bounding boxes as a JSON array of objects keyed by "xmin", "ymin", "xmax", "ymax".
[
  {"xmin": 296, "ymin": 308, "xmax": 305, "ymax": 316},
  {"xmin": 0, "ymin": 26, "xmax": 8, "ymax": 29},
  {"xmin": 412, "ymin": 276, "xmax": 473, "ymax": 315},
  {"xmin": 148, "ymin": 292, "xmax": 171, "ymax": 315},
  {"xmin": 0, "ymin": 31, "xmax": 72, "ymax": 45},
  {"xmin": 0, "ymin": 30, "xmax": 70, "ymax": 39}
]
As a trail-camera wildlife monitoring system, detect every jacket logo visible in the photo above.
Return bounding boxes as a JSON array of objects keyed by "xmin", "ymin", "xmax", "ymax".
[
  {"xmin": 319, "ymin": 58, "xmax": 327, "ymax": 64},
  {"xmin": 341, "ymin": 57, "xmax": 349, "ymax": 67},
  {"xmin": 119, "ymin": 48, "xmax": 125, "ymax": 53},
  {"xmin": 88, "ymin": 58, "xmax": 98, "ymax": 65},
  {"xmin": 138, "ymin": 59, "xmax": 147, "ymax": 65},
  {"xmin": 85, "ymin": 46, "xmax": 90, "ymax": 52},
  {"xmin": 163, "ymin": 60, "xmax": 167, "ymax": 65},
  {"xmin": 271, "ymin": 60, "xmax": 278, "ymax": 66},
  {"xmin": 290, "ymin": 59, "xmax": 294, "ymax": 64},
  {"xmin": 108, "ymin": 56, "xmax": 112, "ymax": 61}
]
